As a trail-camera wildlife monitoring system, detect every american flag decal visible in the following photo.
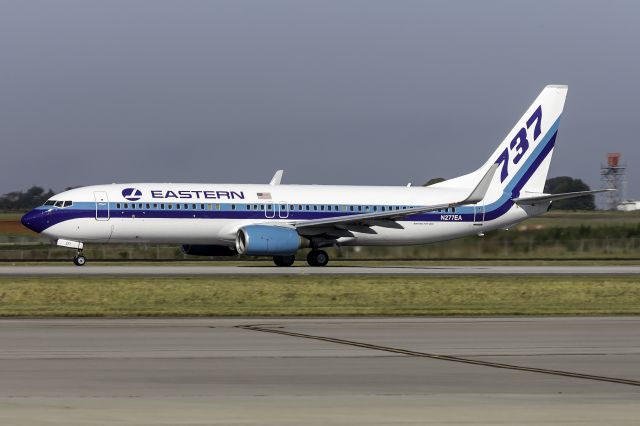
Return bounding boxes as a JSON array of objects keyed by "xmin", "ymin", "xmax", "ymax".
[{"xmin": 257, "ymin": 192, "xmax": 272, "ymax": 199}]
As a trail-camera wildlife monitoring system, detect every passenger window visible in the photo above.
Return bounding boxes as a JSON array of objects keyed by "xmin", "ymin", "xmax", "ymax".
[
  {"xmin": 176, "ymin": 204, "xmax": 180, "ymax": 210},
  {"xmin": 267, "ymin": 204, "xmax": 272, "ymax": 210},
  {"xmin": 200, "ymin": 204, "xmax": 205, "ymax": 210},
  {"xmin": 305, "ymin": 205, "xmax": 309, "ymax": 211},
  {"xmin": 358, "ymin": 206, "xmax": 362, "ymax": 212},
  {"xmin": 289, "ymin": 205, "xmax": 294, "ymax": 210},
  {"xmin": 320, "ymin": 205, "xmax": 324, "ymax": 211},
  {"xmin": 373, "ymin": 206, "xmax": 377, "ymax": 212},
  {"xmin": 335, "ymin": 206, "xmax": 339, "ymax": 211},
  {"xmin": 146, "ymin": 203, "xmax": 150, "ymax": 209},
  {"xmin": 281, "ymin": 204, "xmax": 286, "ymax": 210},
  {"xmin": 254, "ymin": 204, "xmax": 258, "ymax": 210},
  {"xmin": 313, "ymin": 205, "xmax": 318, "ymax": 211},
  {"xmin": 124, "ymin": 203, "xmax": 129, "ymax": 209},
  {"xmin": 168, "ymin": 204, "xmax": 172, "ymax": 210},
  {"xmin": 216, "ymin": 204, "xmax": 221, "ymax": 210},
  {"xmin": 116, "ymin": 203, "xmax": 121, "ymax": 209},
  {"xmin": 231, "ymin": 204, "xmax": 236, "ymax": 210},
  {"xmin": 350, "ymin": 206, "xmax": 354, "ymax": 211},
  {"xmin": 160, "ymin": 204, "xmax": 164, "ymax": 209},
  {"xmin": 381, "ymin": 206, "xmax": 385, "ymax": 211}
]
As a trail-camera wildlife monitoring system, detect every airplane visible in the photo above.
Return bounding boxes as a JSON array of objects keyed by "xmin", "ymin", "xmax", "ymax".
[{"xmin": 21, "ymin": 85, "xmax": 610, "ymax": 266}]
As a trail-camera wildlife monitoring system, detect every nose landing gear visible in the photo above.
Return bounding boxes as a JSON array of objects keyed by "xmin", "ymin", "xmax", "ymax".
[
  {"xmin": 56, "ymin": 239, "xmax": 86, "ymax": 266},
  {"xmin": 73, "ymin": 253, "xmax": 86, "ymax": 266}
]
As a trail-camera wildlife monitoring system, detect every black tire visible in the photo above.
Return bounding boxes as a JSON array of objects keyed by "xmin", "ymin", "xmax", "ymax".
[
  {"xmin": 73, "ymin": 255, "xmax": 86, "ymax": 266},
  {"xmin": 306, "ymin": 250, "xmax": 329, "ymax": 267},
  {"xmin": 273, "ymin": 255, "xmax": 295, "ymax": 267}
]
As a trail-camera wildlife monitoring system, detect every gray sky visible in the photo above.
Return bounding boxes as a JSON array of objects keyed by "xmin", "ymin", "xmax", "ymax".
[{"xmin": 1, "ymin": 0, "xmax": 638, "ymax": 200}]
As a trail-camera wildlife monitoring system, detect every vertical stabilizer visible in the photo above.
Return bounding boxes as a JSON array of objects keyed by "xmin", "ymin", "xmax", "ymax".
[{"xmin": 433, "ymin": 85, "xmax": 568, "ymax": 200}]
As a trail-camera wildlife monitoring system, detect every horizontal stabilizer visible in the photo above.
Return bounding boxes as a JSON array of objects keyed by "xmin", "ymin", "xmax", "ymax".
[{"xmin": 513, "ymin": 189, "xmax": 614, "ymax": 205}]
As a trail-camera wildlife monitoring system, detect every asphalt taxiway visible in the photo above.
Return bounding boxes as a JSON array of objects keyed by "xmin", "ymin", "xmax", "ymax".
[
  {"xmin": 1, "ymin": 265, "xmax": 640, "ymax": 275},
  {"xmin": 0, "ymin": 317, "xmax": 638, "ymax": 425}
]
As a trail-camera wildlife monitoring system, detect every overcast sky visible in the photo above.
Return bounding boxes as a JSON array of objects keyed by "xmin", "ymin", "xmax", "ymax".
[{"xmin": 1, "ymin": 0, "xmax": 638, "ymax": 201}]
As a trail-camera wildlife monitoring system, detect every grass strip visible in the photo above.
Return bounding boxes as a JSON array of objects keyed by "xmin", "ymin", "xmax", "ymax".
[{"xmin": 0, "ymin": 275, "xmax": 639, "ymax": 317}]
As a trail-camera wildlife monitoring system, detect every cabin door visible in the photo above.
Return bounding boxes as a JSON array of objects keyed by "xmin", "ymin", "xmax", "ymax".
[
  {"xmin": 278, "ymin": 201, "xmax": 289, "ymax": 218},
  {"xmin": 473, "ymin": 204, "xmax": 484, "ymax": 226},
  {"xmin": 94, "ymin": 191, "xmax": 110, "ymax": 221},
  {"xmin": 264, "ymin": 201, "xmax": 275, "ymax": 218}
]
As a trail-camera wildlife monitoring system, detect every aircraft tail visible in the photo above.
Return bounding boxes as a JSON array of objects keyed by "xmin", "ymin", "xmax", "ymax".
[{"xmin": 432, "ymin": 85, "xmax": 568, "ymax": 201}]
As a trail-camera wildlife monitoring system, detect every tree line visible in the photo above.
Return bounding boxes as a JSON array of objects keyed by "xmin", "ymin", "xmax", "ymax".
[{"xmin": 0, "ymin": 186, "xmax": 55, "ymax": 211}]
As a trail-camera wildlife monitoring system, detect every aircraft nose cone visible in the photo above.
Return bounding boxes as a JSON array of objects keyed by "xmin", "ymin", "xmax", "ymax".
[{"xmin": 21, "ymin": 210, "xmax": 43, "ymax": 233}]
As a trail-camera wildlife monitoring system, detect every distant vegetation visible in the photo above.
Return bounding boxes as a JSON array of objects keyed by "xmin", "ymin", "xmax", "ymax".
[
  {"xmin": 423, "ymin": 177, "xmax": 445, "ymax": 186},
  {"xmin": 544, "ymin": 176, "xmax": 595, "ymax": 210},
  {"xmin": 0, "ymin": 186, "xmax": 54, "ymax": 211}
]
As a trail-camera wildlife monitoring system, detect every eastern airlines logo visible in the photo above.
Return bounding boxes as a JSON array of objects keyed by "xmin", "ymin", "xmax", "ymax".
[{"xmin": 122, "ymin": 188, "xmax": 143, "ymax": 201}]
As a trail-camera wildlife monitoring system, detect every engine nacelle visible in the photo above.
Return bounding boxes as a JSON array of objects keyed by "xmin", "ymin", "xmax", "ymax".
[
  {"xmin": 235, "ymin": 225, "xmax": 305, "ymax": 256},
  {"xmin": 181, "ymin": 245, "xmax": 237, "ymax": 256}
]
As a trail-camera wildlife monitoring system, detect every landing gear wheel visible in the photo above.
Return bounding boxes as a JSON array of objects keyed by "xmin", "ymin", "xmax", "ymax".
[
  {"xmin": 273, "ymin": 255, "xmax": 295, "ymax": 267},
  {"xmin": 306, "ymin": 250, "xmax": 329, "ymax": 267},
  {"xmin": 73, "ymin": 254, "xmax": 86, "ymax": 266}
]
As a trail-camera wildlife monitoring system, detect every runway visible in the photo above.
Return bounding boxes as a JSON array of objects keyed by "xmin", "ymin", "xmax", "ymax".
[
  {"xmin": 1, "ymin": 264, "xmax": 640, "ymax": 275},
  {"xmin": 1, "ymin": 317, "xmax": 639, "ymax": 425}
]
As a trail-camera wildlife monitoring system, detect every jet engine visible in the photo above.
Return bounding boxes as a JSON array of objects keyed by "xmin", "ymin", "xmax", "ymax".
[{"xmin": 235, "ymin": 225, "xmax": 306, "ymax": 256}]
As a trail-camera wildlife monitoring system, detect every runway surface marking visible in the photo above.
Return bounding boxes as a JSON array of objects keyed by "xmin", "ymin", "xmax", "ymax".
[
  {"xmin": 238, "ymin": 324, "xmax": 640, "ymax": 387},
  {"xmin": 2, "ymin": 265, "xmax": 640, "ymax": 275}
]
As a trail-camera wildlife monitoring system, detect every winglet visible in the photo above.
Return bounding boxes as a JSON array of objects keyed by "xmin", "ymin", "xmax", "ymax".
[
  {"xmin": 269, "ymin": 170, "xmax": 284, "ymax": 186},
  {"xmin": 461, "ymin": 163, "xmax": 499, "ymax": 204}
]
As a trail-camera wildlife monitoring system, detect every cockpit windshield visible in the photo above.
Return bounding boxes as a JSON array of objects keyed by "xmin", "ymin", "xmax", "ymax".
[{"xmin": 44, "ymin": 200, "xmax": 73, "ymax": 208}]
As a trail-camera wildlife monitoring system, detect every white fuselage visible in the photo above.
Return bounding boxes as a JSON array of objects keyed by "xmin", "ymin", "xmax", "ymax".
[{"xmin": 26, "ymin": 182, "xmax": 546, "ymax": 247}]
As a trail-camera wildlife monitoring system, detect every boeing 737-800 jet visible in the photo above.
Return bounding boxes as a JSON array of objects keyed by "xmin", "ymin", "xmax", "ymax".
[{"xmin": 21, "ymin": 85, "xmax": 608, "ymax": 266}]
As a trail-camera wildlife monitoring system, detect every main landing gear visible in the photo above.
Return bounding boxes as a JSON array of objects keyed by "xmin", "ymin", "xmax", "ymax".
[
  {"xmin": 273, "ymin": 255, "xmax": 295, "ymax": 267},
  {"xmin": 306, "ymin": 250, "xmax": 329, "ymax": 267},
  {"xmin": 272, "ymin": 250, "xmax": 330, "ymax": 267}
]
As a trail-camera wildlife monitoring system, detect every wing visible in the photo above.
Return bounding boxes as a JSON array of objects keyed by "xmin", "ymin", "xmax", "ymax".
[{"xmin": 290, "ymin": 163, "xmax": 499, "ymax": 229}]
